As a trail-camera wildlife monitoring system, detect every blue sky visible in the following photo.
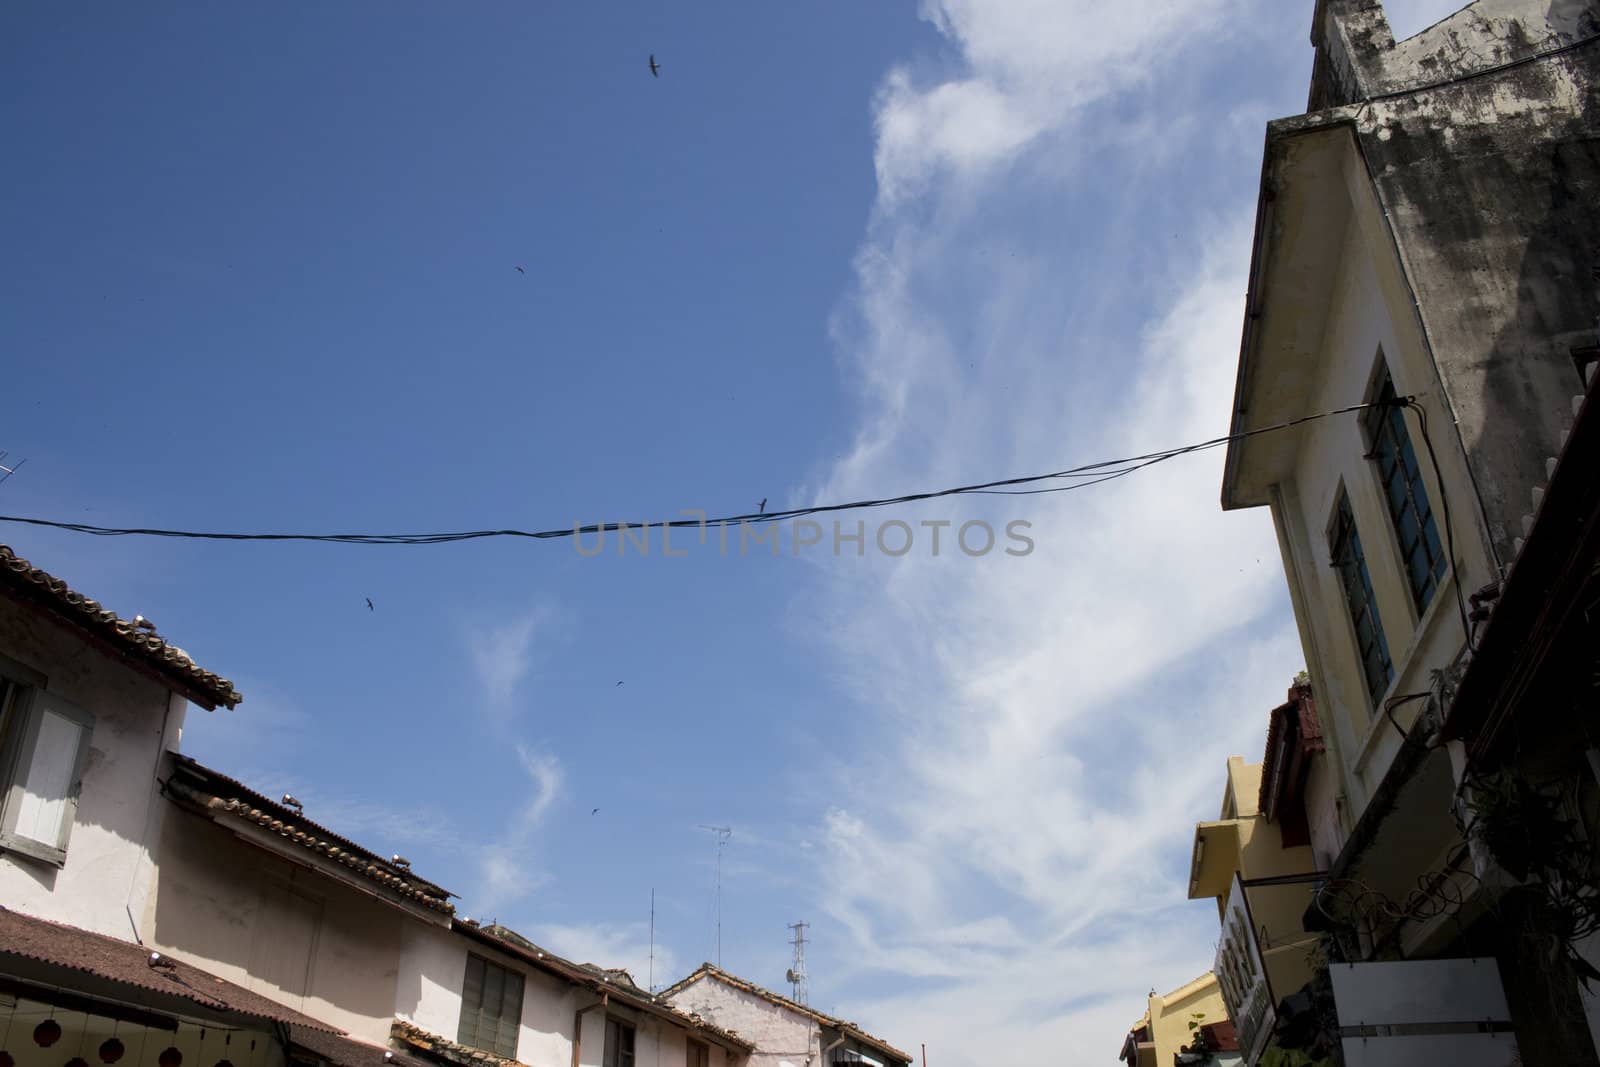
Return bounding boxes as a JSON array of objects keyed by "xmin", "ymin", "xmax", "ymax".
[{"xmin": 2, "ymin": 1, "xmax": 1468, "ymax": 1062}]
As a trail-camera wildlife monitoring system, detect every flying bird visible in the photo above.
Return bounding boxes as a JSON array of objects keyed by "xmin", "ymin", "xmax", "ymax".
[
  {"xmin": 366, "ymin": 597, "xmax": 374, "ymax": 611},
  {"xmin": 759, "ymin": 498, "xmax": 767, "ymax": 515},
  {"xmin": 616, "ymin": 681, "xmax": 624, "ymax": 687},
  {"xmin": 515, "ymin": 266, "xmax": 525, "ymax": 274},
  {"xmin": 592, "ymin": 808, "xmax": 601, "ymax": 815},
  {"xmin": 649, "ymin": 54, "xmax": 660, "ymax": 78}
]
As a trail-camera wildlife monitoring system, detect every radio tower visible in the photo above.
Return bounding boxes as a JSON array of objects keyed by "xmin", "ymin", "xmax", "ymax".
[{"xmin": 785, "ymin": 921, "xmax": 809, "ymax": 1005}]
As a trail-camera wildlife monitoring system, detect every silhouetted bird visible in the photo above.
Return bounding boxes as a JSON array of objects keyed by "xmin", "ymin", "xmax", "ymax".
[
  {"xmin": 592, "ymin": 808, "xmax": 601, "ymax": 815},
  {"xmin": 759, "ymin": 498, "xmax": 767, "ymax": 514},
  {"xmin": 516, "ymin": 266, "xmax": 525, "ymax": 274},
  {"xmin": 366, "ymin": 598, "xmax": 374, "ymax": 611},
  {"xmin": 649, "ymin": 55, "xmax": 661, "ymax": 77}
]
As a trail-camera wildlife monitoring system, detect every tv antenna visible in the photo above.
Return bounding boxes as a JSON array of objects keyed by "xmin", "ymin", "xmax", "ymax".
[
  {"xmin": 648, "ymin": 888, "xmax": 656, "ymax": 993},
  {"xmin": 785, "ymin": 921, "xmax": 808, "ymax": 1005},
  {"xmin": 0, "ymin": 452, "xmax": 25, "ymax": 488},
  {"xmin": 698, "ymin": 825, "xmax": 732, "ymax": 966}
]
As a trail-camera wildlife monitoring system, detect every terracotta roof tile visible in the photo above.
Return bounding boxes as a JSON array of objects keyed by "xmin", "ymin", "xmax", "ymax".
[
  {"xmin": 390, "ymin": 1019, "xmax": 530, "ymax": 1067},
  {"xmin": 0, "ymin": 544, "xmax": 241, "ymax": 709},
  {"xmin": 0, "ymin": 906, "xmax": 338, "ymax": 1032},
  {"xmin": 167, "ymin": 754, "xmax": 455, "ymax": 913},
  {"xmin": 290, "ymin": 1026, "xmax": 431, "ymax": 1067}
]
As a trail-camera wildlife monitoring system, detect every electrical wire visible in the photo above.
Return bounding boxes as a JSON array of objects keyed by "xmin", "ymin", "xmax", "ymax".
[{"xmin": 0, "ymin": 399, "xmax": 1389, "ymax": 548}]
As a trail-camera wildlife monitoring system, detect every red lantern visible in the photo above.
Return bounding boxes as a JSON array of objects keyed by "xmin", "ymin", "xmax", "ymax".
[
  {"xmin": 0, "ymin": 1050, "xmax": 15, "ymax": 1067},
  {"xmin": 99, "ymin": 1039, "xmax": 126, "ymax": 1064},
  {"xmin": 67, "ymin": 1057, "xmax": 90, "ymax": 1067},
  {"xmin": 214, "ymin": 1060, "xmax": 234, "ymax": 1067},
  {"xmin": 34, "ymin": 1020, "xmax": 63, "ymax": 1047},
  {"xmin": 158, "ymin": 1048, "xmax": 183, "ymax": 1067}
]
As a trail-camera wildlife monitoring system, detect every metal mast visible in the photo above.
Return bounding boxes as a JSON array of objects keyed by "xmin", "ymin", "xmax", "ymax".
[
  {"xmin": 698, "ymin": 825, "xmax": 732, "ymax": 966},
  {"xmin": 785, "ymin": 921, "xmax": 809, "ymax": 1005}
]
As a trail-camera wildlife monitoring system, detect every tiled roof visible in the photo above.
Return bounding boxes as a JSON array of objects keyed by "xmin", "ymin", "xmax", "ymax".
[
  {"xmin": 290, "ymin": 1026, "xmax": 431, "ymax": 1067},
  {"xmin": 1258, "ymin": 682, "xmax": 1324, "ymax": 817},
  {"xmin": 660, "ymin": 964, "xmax": 909, "ymax": 1063},
  {"xmin": 0, "ymin": 906, "xmax": 338, "ymax": 1033},
  {"xmin": 167, "ymin": 753, "xmax": 456, "ymax": 914},
  {"xmin": 0, "ymin": 544, "xmax": 241, "ymax": 709},
  {"xmin": 455, "ymin": 924, "xmax": 753, "ymax": 1052},
  {"xmin": 390, "ymin": 1019, "xmax": 529, "ymax": 1067}
]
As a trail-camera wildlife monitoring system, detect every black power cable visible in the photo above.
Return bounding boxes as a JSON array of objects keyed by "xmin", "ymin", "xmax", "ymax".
[{"xmin": 0, "ymin": 399, "xmax": 1389, "ymax": 549}]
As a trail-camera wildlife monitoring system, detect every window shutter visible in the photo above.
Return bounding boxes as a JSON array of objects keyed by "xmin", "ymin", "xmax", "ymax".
[{"xmin": 1, "ymin": 689, "xmax": 93, "ymax": 864}]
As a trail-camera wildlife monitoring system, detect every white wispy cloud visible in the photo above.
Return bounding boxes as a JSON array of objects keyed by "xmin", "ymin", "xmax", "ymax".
[
  {"xmin": 468, "ymin": 606, "xmax": 556, "ymax": 705},
  {"xmin": 515, "ymin": 744, "xmax": 563, "ymax": 827},
  {"xmin": 533, "ymin": 921, "xmax": 679, "ymax": 994},
  {"xmin": 804, "ymin": 1, "xmax": 1307, "ymax": 1061}
]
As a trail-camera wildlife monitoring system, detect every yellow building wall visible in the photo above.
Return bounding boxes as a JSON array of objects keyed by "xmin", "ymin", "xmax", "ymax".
[{"xmin": 1142, "ymin": 973, "xmax": 1230, "ymax": 1066}]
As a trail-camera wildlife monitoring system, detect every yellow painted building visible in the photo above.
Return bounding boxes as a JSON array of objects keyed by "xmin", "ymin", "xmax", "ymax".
[
  {"xmin": 1119, "ymin": 973, "xmax": 1237, "ymax": 1067},
  {"xmin": 1188, "ymin": 739, "xmax": 1323, "ymax": 1012}
]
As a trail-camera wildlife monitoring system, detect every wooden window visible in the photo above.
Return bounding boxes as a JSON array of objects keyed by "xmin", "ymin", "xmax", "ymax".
[
  {"xmin": 686, "ymin": 1038, "xmax": 710, "ymax": 1067},
  {"xmin": 1330, "ymin": 490, "xmax": 1395, "ymax": 705},
  {"xmin": 603, "ymin": 1018, "xmax": 636, "ymax": 1067},
  {"xmin": 458, "ymin": 954, "xmax": 524, "ymax": 1058},
  {"xmin": 1364, "ymin": 370, "xmax": 1447, "ymax": 614},
  {"xmin": 0, "ymin": 662, "xmax": 94, "ymax": 868}
]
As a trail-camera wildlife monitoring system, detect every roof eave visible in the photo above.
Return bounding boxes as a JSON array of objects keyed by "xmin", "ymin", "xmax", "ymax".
[{"xmin": 1221, "ymin": 112, "xmax": 1364, "ymax": 513}]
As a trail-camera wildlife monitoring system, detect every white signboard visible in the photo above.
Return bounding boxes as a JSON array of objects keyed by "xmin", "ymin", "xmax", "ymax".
[
  {"xmin": 1330, "ymin": 959, "xmax": 1519, "ymax": 1067},
  {"xmin": 1214, "ymin": 873, "xmax": 1276, "ymax": 1065}
]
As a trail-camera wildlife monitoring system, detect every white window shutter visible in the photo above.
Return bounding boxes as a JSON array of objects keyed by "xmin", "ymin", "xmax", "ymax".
[{"xmin": 1, "ymin": 689, "xmax": 94, "ymax": 863}]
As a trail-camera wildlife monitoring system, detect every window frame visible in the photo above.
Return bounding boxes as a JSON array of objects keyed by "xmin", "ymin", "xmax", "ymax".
[
  {"xmin": 686, "ymin": 1037, "xmax": 710, "ymax": 1067},
  {"xmin": 457, "ymin": 952, "xmax": 525, "ymax": 1059},
  {"xmin": 0, "ymin": 655, "xmax": 94, "ymax": 869},
  {"xmin": 603, "ymin": 1017, "xmax": 636, "ymax": 1067},
  {"xmin": 1327, "ymin": 486, "xmax": 1395, "ymax": 709},
  {"xmin": 1361, "ymin": 361, "xmax": 1448, "ymax": 617}
]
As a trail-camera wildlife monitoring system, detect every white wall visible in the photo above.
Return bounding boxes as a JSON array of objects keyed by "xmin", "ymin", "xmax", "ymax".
[
  {"xmin": 667, "ymin": 979, "xmax": 816, "ymax": 1067},
  {"xmin": 399, "ymin": 930, "xmax": 734, "ymax": 1067},
  {"xmin": 145, "ymin": 807, "xmax": 406, "ymax": 1044},
  {"xmin": 0, "ymin": 597, "xmax": 185, "ymax": 940},
  {"xmin": 1272, "ymin": 158, "xmax": 1494, "ymax": 828}
]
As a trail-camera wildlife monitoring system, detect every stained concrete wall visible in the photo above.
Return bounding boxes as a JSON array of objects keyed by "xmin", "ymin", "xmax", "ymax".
[
  {"xmin": 0, "ymin": 596, "xmax": 187, "ymax": 940},
  {"xmin": 1312, "ymin": 0, "xmax": 1600, "ymax": 564},
  {"xmin": 667, "ymin": 979, "xmax": 817, "ymax": 1067}
]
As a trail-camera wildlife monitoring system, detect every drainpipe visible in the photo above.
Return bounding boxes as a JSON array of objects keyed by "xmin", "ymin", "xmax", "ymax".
[
  {"xmin": 572, "ymin": 991, "xmax": 609, "ymax": 1067},
  {"xmin": 820, "ymin": 1032, "xmax": 848, "ymax": 1066}
]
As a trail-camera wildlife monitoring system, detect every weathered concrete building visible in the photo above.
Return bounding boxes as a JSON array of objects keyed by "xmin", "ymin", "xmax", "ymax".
[
  {"xmin": 1219, "ymin": 0, "xmax": 1599, "ymax": 1062},
  {"xmin": 0, "ymin": 544, "xmax": 752, "ymax": 1067},
  {"xmin": 662, "ymin": 965, "xmax": 907, "ymax": 1067}
]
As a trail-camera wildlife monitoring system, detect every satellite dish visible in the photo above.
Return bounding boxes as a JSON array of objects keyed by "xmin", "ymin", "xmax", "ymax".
[{"xmin": 786, "ymin": 969, "xmax": 799, "ymax": 984}]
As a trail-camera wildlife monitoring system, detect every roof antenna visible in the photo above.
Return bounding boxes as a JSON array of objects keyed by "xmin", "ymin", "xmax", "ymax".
[
  {"xmin": 785, "ymin": 920, "xmax": 808, "ymax": 1005},
  {"xmin": 649, "ymin": 888, "xmax": 656, "ymax": 993},
  {"xmin": 698, "ymin": 825, "xmax": 732, "ymax": 967},
  {"xmin": 0, "ymin": 452, "xmax": 26, "ymax": 488}
]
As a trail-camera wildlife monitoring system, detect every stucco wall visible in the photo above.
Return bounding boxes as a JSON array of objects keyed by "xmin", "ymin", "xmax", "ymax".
[
  {"xmin": 0, "ymin": 596, "xmax": 186, "ymax": 939},
  {"xmin": 1143, "ymin": 975, "xmax": 1228, "ymax": 1067},
  {"xmin": 145, "ymin": 806, "xmax": 406, "ymax": 1043},
  {"xmin": 1312, "ymin": 0, "xmax": 1600, "ymax": 563},
  {"xmin": 398, "ymin": 929, "xmax": 733, "ymax": 1067},
  {"xmin": 1273, "ymin": 183, "xmax": 1497, "ymax": 824},
  {"xmin": 667, "ymin": 979, "xmax": 816, "ymax": 1067}
]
